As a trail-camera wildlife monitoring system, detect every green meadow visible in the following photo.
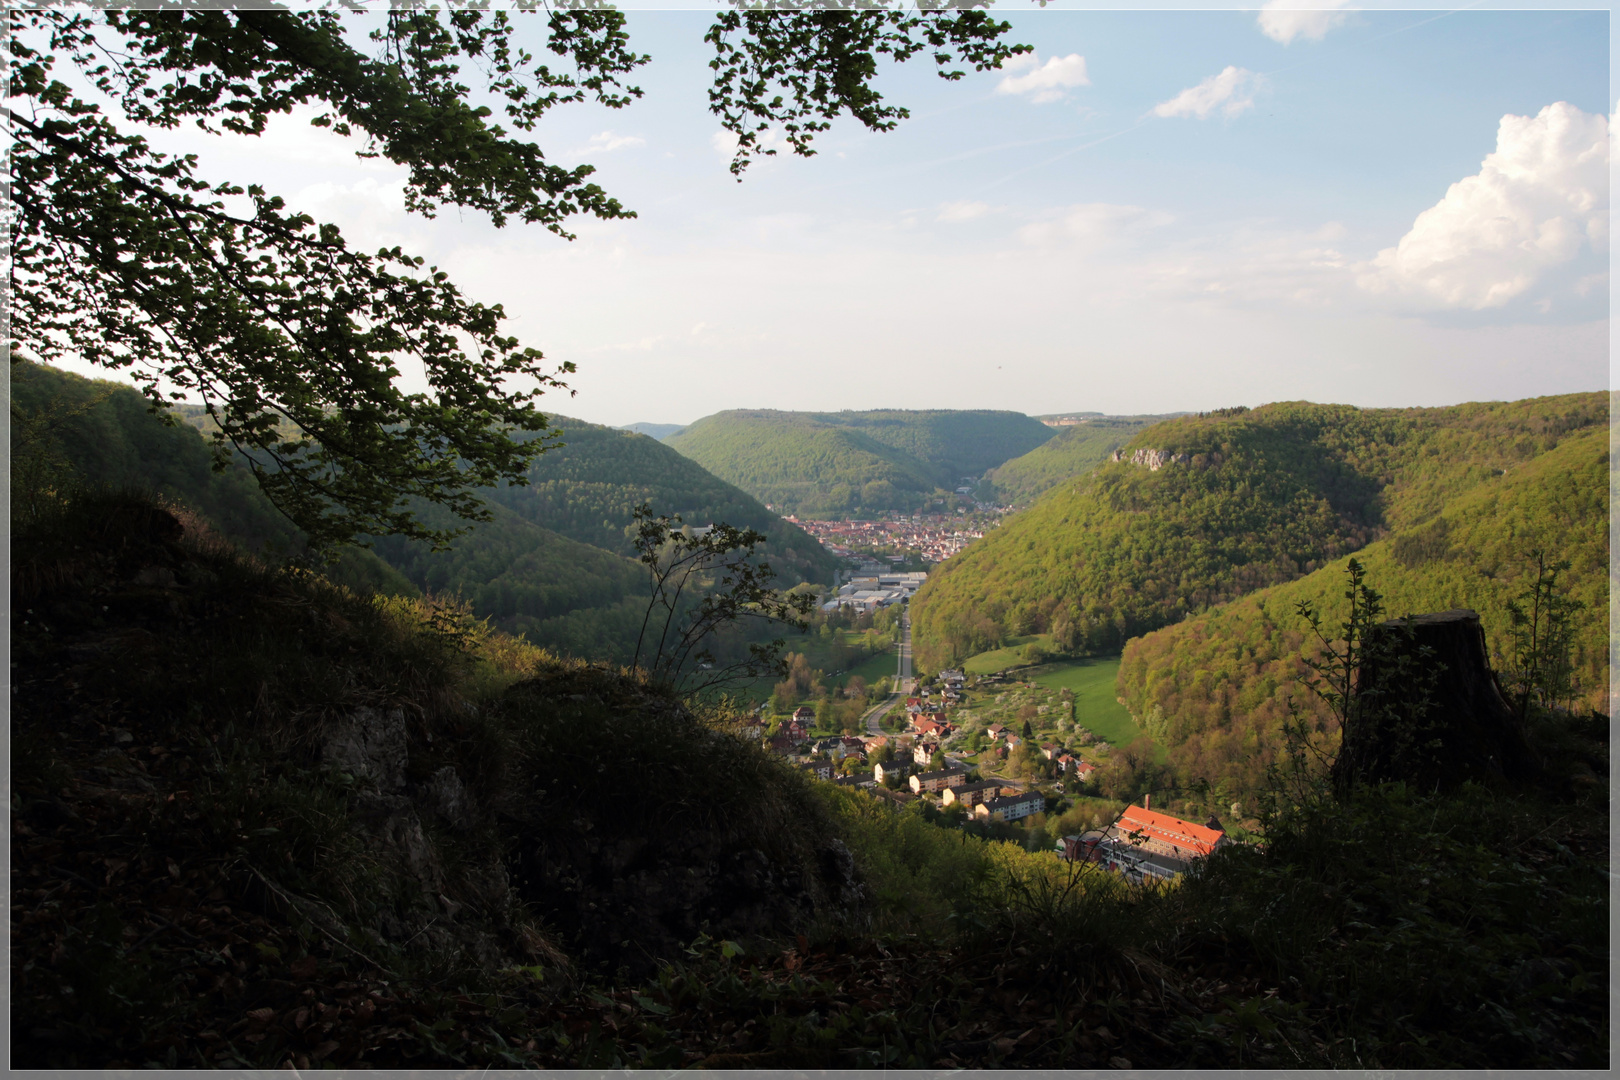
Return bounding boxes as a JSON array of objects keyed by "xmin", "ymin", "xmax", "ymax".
[
  {"xmin": 1029, "ymin": 656, "xmax": 1140, "ymax": 748},
  {"xmin": 959, "ymin": 633, "xmax": 1056, "ymax": 676}
]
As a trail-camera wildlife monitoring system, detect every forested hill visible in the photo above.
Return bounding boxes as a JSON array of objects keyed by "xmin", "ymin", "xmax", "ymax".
[
  {"xmin": 1116, "ymin": 423, "xmax": 1610, "ymax": 798},
  {"xmin": 12, "ymin": 361, "xmax": 416, "ymax": 596},
  {"xmin": 10, "ymin": 364, "xmax": 830, "ymax": 665},
  {"xmin": 803, "ymin": 409, "xmax": 1056, "ymax": 479},
  {"xmin": 364, "ymin": 502, "xmax": 651, "ymax": 664},
  {"xmin": 911, "ymin": 394, "xmax": 1608, "ymax": 670},
  {"xmin": 664, "ymin": 408, "xmax": 1055, "ymax": 518},
  {"xmin": 486, "ymin": 415, "xmax": 838, "ymax": 582},
  {"xmin": 979, "ymin": 414, "xmax": 1182, "ymax": 505}
]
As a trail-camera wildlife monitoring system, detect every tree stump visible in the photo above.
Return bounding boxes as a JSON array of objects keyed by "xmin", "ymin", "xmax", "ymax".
[{"xmin": 1332, "ymin": 609, "xmax": 1537, "ymax": 795}]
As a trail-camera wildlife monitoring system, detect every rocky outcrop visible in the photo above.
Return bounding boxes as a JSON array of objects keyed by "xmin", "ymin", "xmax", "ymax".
[
  {"xmin": 317, "ymin": 706, "xmax": 517, "ymax": 966},
  {"xmin": 1109, "ymin": 448, "xmax": 1227, "ymax": 471},
  {"xmin": 1111, "ymin": 447, "xmax": 1190, "ymax": 471}
]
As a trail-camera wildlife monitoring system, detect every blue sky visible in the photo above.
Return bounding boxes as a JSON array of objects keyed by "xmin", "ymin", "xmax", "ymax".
[{"xmin": 42, "ymin": 5, "xmax": 1614, "ymax": 426}]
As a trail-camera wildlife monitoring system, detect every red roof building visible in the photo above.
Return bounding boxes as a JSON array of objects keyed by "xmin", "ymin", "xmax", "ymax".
[{"xmin": 1112, "ymin": 800, "xmax": 1228, "ymax": 861}]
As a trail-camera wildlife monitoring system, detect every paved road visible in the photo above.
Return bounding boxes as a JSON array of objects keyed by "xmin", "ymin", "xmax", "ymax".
[
  {"xmin": 864, "ymin": 607, "xmax": 915, "ymax": 736},
  {"xmin": 863, "ymin": 693, "xmax": 899, "ymax": 737},
  {"xmin": 896, "ymin": 606, "xmax": 914, "ymax": 694}
]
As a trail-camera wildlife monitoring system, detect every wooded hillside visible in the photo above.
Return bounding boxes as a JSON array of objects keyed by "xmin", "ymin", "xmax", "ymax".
[
  {"xmin": 978, "ymin": 415, "xmax": 1179, "ymax": 505},
  {"xmin": 665, "ymin": 409, "xmax": 1054, "ymax": 517},
  {"xmin": 12, "ymin": 363, "xmax": 827, "ymax": 666},
  {"xmin": 911, "ymin": 394, "xmax": 1608, "ymax": 671},
  {"xmin": 486, "ymin": 416, "xmax": 837, "ymax": 582},
  {"xmin": 1115, "ymin": 424, "xmax": 1610, "ymax": 797}
]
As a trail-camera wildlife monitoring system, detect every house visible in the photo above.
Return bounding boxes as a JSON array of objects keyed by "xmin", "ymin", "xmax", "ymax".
[
  {"xmin": 912, "ymin": 741, "xmax": 940, "ymax": 767},
  {"xmin": 909, "ymin": 766, "xmax": 969, "ymax": 795},
  {"xmin": 873, "ymin": 760, "xmax": 913, "ymax": 785},
  {"xmin": 781, "ymin": 713, "xmax": 810, "ymax": 740},
  {"xmin": 1039, "ymin": 742, "xmax": 1060, "ymax": 760},
  {"xmin": 767, "ymin": 735, "xmax": 797, "ymax": 755},
  {"xmin": 941, "ymin": 779, "xmax": 1001, "ymax": 808},
  {"xmin": 974, "ymin": 790, "xmax": 1045, "ymax": 822},
  {"xmin": 840, "ymin": 736, "xmax": 866, "ymax": 757},
  {"xmin": 987, "ymin": 724, "xmax": 1007, "ymax": 740},
  {"xmin": 861, "ymin": 734, "xmax": 889, "ymax": 754},
  {"xmin": 1072, "ymin": 762, "xmax": 1096, "ymax": 783},
  {"xmin": 1055, "ymin": 753, "xmax": 1075, "ymax": 772},
  {"xmin": 799, "ymin": 759, "xmax": 833, "ymax": 781},
  {"xmin": 912, "ymin": 716, "xmax": 948, "ymax": 737}
]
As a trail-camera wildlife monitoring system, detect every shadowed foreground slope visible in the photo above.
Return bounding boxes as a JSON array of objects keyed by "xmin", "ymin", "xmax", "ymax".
[{"xmin": 12, "ymin": 491, "xmax": 1606, "ymax": 1069}]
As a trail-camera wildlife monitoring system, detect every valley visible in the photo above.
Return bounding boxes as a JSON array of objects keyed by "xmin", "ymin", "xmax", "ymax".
[
  {"xmin": 13, "ymin": 368, "xmax": 1609, "ymax": 1070},
  {"xmin": 788, "ymin": 508, "xmax": 1007, "ymax": 565},
  {"xmin": 13, "ymin": 9, "xmax": 1609, "ymax": 1069}
]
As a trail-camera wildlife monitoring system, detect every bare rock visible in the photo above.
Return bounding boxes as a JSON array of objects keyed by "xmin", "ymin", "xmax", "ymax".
[
  {"xmin": 424, "ymin": 765, "xmax": 476, "ymax": 831},
  {"xmin": 1110, "ymin": 447, "xmax": 1190, "ymax": 471},
  {"xmin": 322, "ymin": 706, "xmax": 407, "ymax": 792}
]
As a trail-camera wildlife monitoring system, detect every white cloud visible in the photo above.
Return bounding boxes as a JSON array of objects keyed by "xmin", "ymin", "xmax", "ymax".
[
  {"xmin": 937, "ymin": 200, "xmax": 992, "ymax": 223},
  {"xmin": 286, "ymin": 178, "xmax": 413, "ymax": 244},
  {"xmin": 577, "ymin": 130, "xmax": 645, "ymax": 154},
  {"xmin": 1357, "ymin": 102, "xmax": 1609, "ymax": 310},
  {"xmin": 1017, "ymin": 203, "xmax": 1173, "ymax": 247},
  {"xmin": 1257, "ymin": 0, "xmax": 1353, "ymax": 45},
  {"xmin": 1152, "ymin": 67, "xmax": 1264, "ymax": 120},
  {"xmin": 995, "ymin": 53, "xmax": 1090, "ymax": 105},
  {"xmin": 711, "ymin": 128, "xmax": 787, "ymax": 161},
  {"xmin": 239, "ymin": 104, "xmax": 394, "ymax": 170}
]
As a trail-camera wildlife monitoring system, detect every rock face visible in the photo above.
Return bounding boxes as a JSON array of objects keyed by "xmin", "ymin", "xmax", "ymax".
[
  {"xmin": 1110, "ymin": 447, "xmax": 1190, "ymax": 471},
  {"xmin": 323, "ymin": 707, "xmax": 409, "ymax": 791},
  {"xmin": 318, "ymin": 707, "xmax": 515, "ymax": 966},
  {"xmin": 1332, "ymin": 609, "xmax": 1538, "ymax": 794}
]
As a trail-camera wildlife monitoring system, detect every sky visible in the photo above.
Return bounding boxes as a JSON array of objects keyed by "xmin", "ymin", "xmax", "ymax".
[{"xmin": 37, "ymin": 4, "xmax": 1614, "ymax": 427}]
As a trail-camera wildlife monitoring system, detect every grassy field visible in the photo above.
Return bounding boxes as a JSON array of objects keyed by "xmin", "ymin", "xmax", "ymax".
[
  {"xmin": 961, "ymin": 634, "xmax": 1057, "ymax": 675},
  {"xmin": 843, "ymin": 645, "xmax": 899, "ymax": 685},
  {"xmin": 1027, "ymin": 656, "xmax": 1140, "ymax": 748}
]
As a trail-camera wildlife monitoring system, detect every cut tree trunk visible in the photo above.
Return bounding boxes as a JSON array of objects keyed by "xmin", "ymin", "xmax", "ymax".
[{"xmin": 1332, "ymin": 609, "xmax": 1538, "ymax": 795}]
